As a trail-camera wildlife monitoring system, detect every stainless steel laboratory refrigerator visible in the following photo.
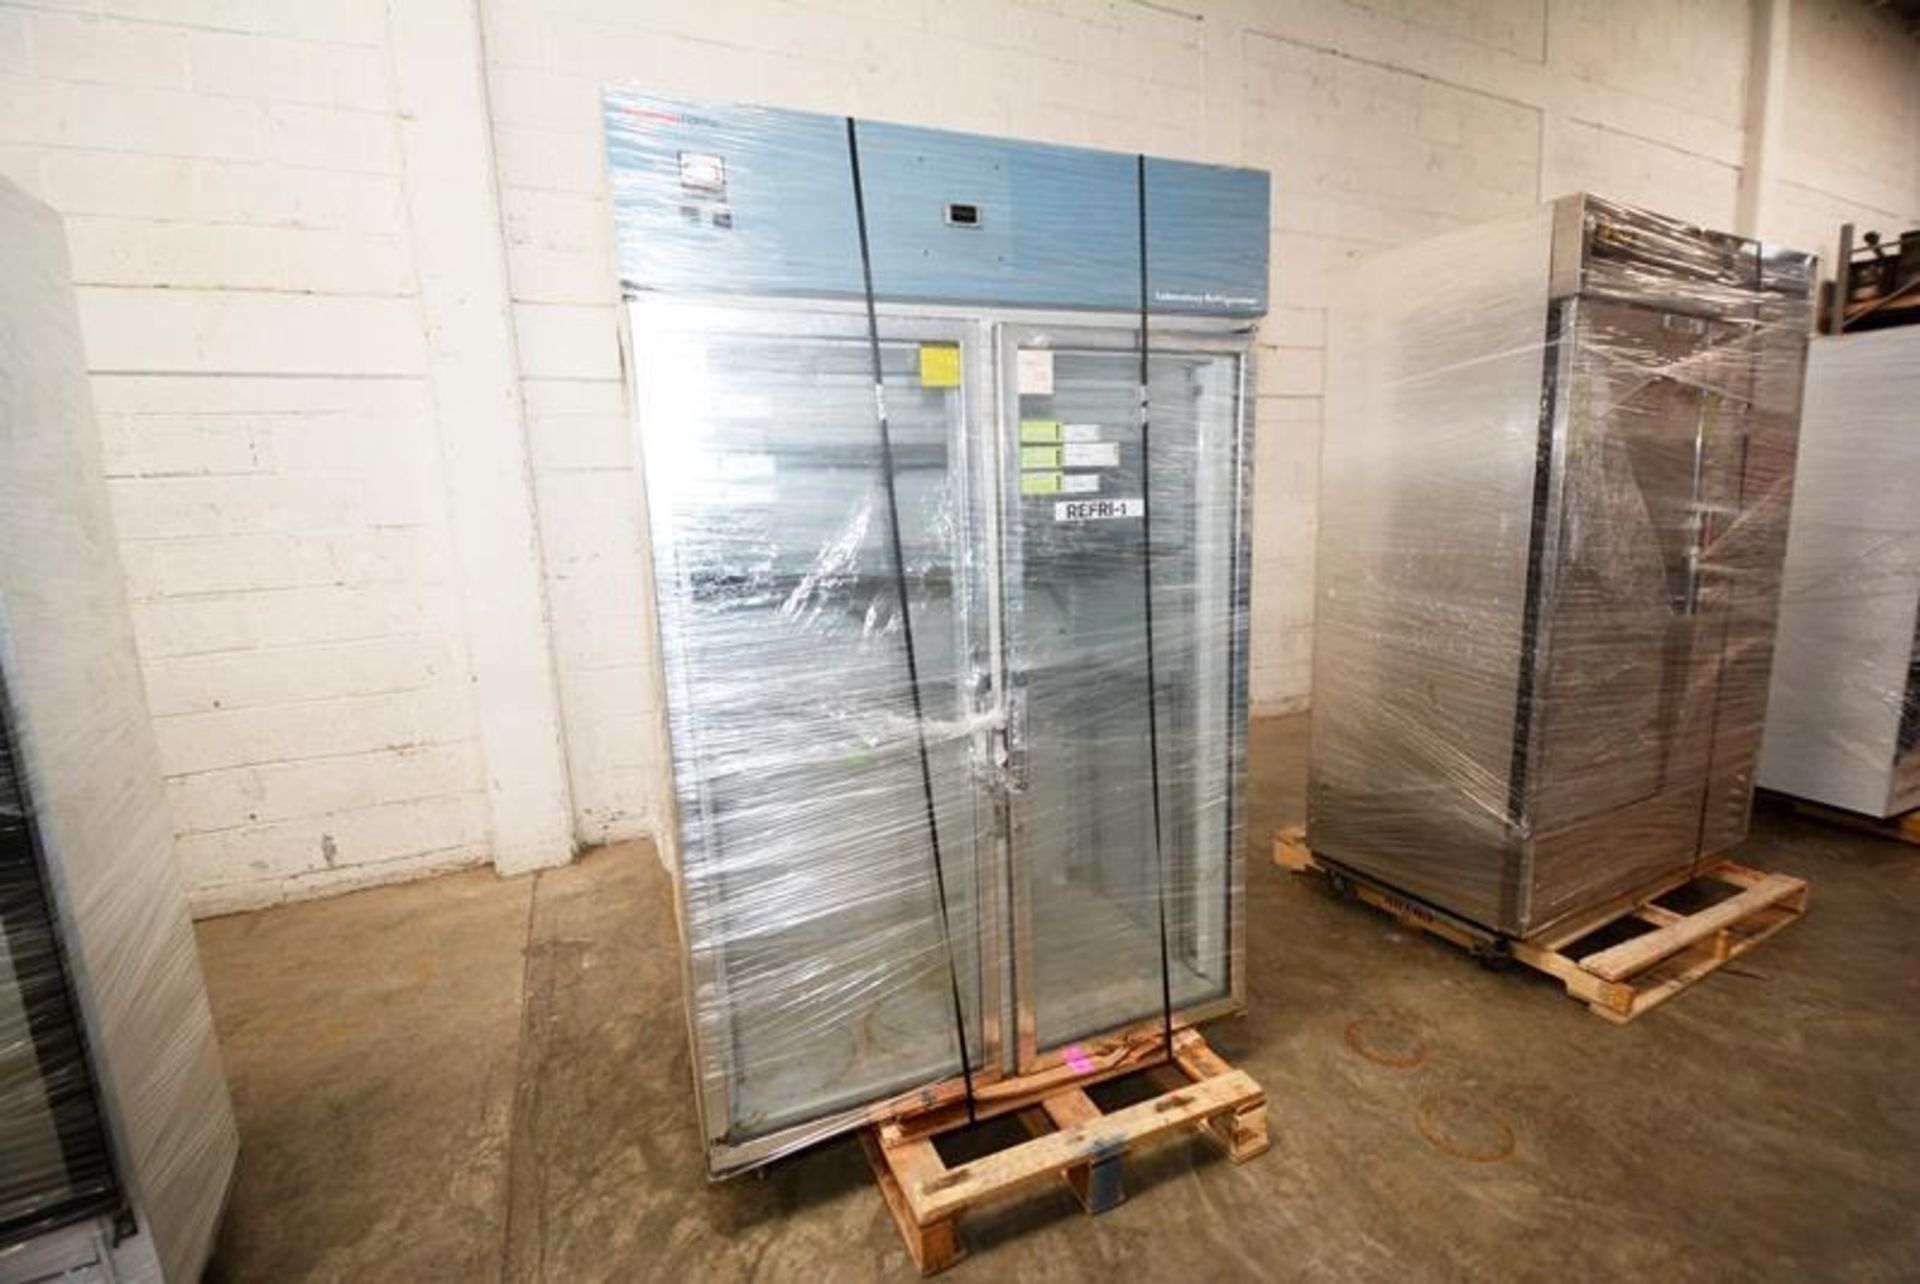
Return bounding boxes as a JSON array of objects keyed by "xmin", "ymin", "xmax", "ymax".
[
  {"xmin": 1760, "ymin": 328, "xmax": 1920, "ymax": 819},
  {"xmin": 0, "ymin": 180, "xmax": 236, "ymax": 1281},
  {"xmin": 1309, "ymin": 194, "xmax": 1814, "ymax": 939},
  {"xmin": 603, "ymin": 92, "xmax": 1269, "ymax": 1174}
]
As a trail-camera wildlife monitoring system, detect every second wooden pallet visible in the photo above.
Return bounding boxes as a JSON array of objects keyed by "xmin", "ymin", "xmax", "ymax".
[{"xmin": 1272, "ymin": 826, "xmax": 1809, "ymax": 1023}]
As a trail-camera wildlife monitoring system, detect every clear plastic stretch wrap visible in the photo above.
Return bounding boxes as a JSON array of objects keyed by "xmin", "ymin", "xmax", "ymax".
[
  {"xmin": 603, "ymin": 92, "xmax": 1266, "ymax": 1175},
  {"xmin": 1759, "ymin": 328, "xmax": 1920, "ymax": 819},
  {"xmin": 1309, "ymin": 194, "xmax": 1814, "ymax": 939},
  {"xmin": 0, "ymin": 180, "xmax": 237, "ymax": 1280}
]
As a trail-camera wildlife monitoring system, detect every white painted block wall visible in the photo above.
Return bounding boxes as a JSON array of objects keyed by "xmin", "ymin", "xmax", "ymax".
[{"xmin": 1, "ymin": 0, "xmax": 1916, "ymax": 911}]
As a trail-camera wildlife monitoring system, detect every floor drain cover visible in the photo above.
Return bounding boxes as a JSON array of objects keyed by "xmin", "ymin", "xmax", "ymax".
[
  {"xmin": 1415, "ymin": 1093, "xmax": 1516, "ymax": 1163},
  {"xmin": 1343, "ymin": 1018, "xmax": 1426, "ymax": 1068}
]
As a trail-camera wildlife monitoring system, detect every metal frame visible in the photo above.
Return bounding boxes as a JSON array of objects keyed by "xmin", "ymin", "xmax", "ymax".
[
  {"xmin": 625, "ymin": 297, "xmax": 995, "ymax": 1173},
  {"xmin": 1515, "ymin": 203, "xmax": 1801, "ymax": 928},
  {"xmin": 992, "ymin": 320, "xmax": 1251, "ymax": 1069},
  {"xmin": 625, "ymin": 293, "xmax": 1255, "ymax": 1175}
]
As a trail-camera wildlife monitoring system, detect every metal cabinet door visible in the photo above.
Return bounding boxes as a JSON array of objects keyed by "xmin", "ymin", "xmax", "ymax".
[
  {"xmin": 995, "ymin": 323, "xmax": 1249, "ymax": 1067},
  {"xmin": 630, "ymin": 302, "xmax": 999, "ymax": 1169},
  {"xmin": 1528, "ymin": 300, "xmax": 1755, "ymax": 848}
]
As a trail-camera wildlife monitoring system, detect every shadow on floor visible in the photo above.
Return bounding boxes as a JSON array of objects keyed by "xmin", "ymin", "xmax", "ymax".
[{"xmin": 195, "ymin": 713, "xmax": 1920, "ymax": 1282}]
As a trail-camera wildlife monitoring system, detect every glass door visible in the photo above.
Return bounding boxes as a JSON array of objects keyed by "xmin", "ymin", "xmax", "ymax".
[
  {"xmin": 996, "ymin": 324, "xmax": 1249, "ymax": 1066},
  {"xmin": 631, "ymin": 303, "xmax": 998, "ymax": 1166}
]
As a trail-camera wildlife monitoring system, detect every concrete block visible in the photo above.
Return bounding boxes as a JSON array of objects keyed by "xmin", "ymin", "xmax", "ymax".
[
  {"xmin": 504, "ymin": 242, "xmax": 618, "ymax": 306},
  {"xmin": 0, "ymin": 77, "xmax": 129, "ymax": 149},
  {"xmin": 1551, "ymin": 0, "xmax": 1750, "ymax": 128},
  {"xmin": 103, "ymin": 0, "xmax": 389, "ymax": 47},
  {"xmin": 188, "ymin": 30, "xmax": 332, "ymax": 103},
  {"xmin": 114, "ymin": 84, "xmax": 270, "ymax": 160},
  {"xmin": 0, "ymin": 11, "xmax": 28, "ymax": 73},
  {"xmin": 31, "ymin": 11, "xmax": 190, "ymax": 88},
  {"xmin": 513, "ymin": 304, "xmax": 621, "ymax": 380},
  {"xmin": 1549, "ymin": 118, "xmax": 1740, "ymax": 232},
  {"xmin": 99, "ymin": 415, "xmax": 264, "ymax": 478},
  {"xmin": 486, "ymin": 65, "xmax": 600, "ymax": 133},
  {"xmin": 527, "ymin": 410, "xmax": 631, "ymax": 472},
  {"xmin": 75, "ymin": 288, "xmax": 428, "ymax": 375},
  {"xmin": 491, "ymin": 126, "xmax": 607, "ymax": 196},
  {"xmin": 143, "ymin": 635, "xmax": 447, "ymax": 718},
  {"xmin": 174, "ymin": 791, "xmax": 488, "ymax": 888},
  {"xmin": 167, "ymin": 740, "xmax": 481, "ymax": 834},
  {"xmin": 267, "ymin": 102, "xmax": 401, "ymax": 174},
  {"xmin": 501, "ymin": 187, "xmax": 610, "ymax": 254},
  {"xmin": 130, "ymin": 594, "xmax": 258, "ymax": 659}
]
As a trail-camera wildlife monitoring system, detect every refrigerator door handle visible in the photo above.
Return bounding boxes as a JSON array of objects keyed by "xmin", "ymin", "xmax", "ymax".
[
  {"xmin": 1681, "ymin": 500, "xmax": 1721, "ymax": 616},
  {"xmin": 1004, "ymin": 683, "xmax": 1029, "ymax": 792}
]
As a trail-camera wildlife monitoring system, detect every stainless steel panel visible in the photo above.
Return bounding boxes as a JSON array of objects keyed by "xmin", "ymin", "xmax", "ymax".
[
  {"xmin": 1312, "ymin": 196, "xmax": 1813, "ymax": 937},
  {"xmin": 1309, "ymin": 205, "xmax": 1557, "ymax": 930},
  {"xmin": 1523, "ymin": 299, "xmax": 1753, "ymax": 916}
]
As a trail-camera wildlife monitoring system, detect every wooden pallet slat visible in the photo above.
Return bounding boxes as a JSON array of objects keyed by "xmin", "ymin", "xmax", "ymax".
[
  {"xmin": 878, "ymin": 1022, "xmax": 1175, "ymax": 1143},
  {"xmin": 1579, "ymin": 870, "xmax": 1806, "ymax": 982},
  {"xmin": 906, "ymin": 1070, "xmax": 1261, "ymax": 1224},
  {"xmin": 864, "ymin": 1029, "xmax": 1266, "ymax": 1274},
  {"xmin": 1271, "ymin": 825, "xmax": 1809, "ymax": 1023},
  {"xmin": 862, "ymin": 1131, "xmax": 965, "ymax": 1274}
]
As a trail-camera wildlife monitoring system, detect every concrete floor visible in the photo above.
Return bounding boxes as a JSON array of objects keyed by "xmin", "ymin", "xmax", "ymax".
[{"xmin": 195, "ymin": 714, "xmax": 1920, "ymax": 1282}]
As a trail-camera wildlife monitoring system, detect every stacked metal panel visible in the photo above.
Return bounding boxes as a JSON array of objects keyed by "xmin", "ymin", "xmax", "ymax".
[
  {"xmin": 1308, "ymin": 194, "xmax": 1815, "ymax": 938},
  {"xmin": 0, "ymin": 179, "xmax": 237, "ymax": 1281},
  {"xmin": 1759, "ymin": 329, "xmax": 1920, "ymax": 818},
  {"xmin": 604, "ymin": 91, "xmax": 1268, "ymax": 1175}
]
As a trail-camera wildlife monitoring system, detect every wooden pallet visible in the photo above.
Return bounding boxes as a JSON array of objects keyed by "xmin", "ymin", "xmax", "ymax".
[
  {"xmin": 1272, "ymin": 826, "xmax": 1810, "ymax": 1023},
  {"xmin": 862, "ymin": 1027, "xmax": 1267, "ymax": 1274},
  {"xmin": 1779, "ymin": 797, "xmax": 1920, "ymax": 847}
]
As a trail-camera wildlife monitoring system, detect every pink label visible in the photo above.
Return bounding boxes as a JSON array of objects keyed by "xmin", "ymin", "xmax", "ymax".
[{"xmin": 1062, "ymin": 1044, "xmax": 1094, "ymax": 1075}]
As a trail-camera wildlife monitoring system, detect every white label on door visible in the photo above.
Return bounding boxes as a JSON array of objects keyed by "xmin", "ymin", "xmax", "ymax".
[
  {"xmin": 1061, "ymin": 473, "xmax": 1100, "ymax": 494},
  {"xmin": 1061, "ymin": 423, "xmax": 1103, "ymax": 442},
  {"xmin": 1054, "ymin": 497, "xmax": 1143, "ymax": 522},
  {"xmin": 1062, "ymin": 441, "xmax": 1119, "ymax": 468},
  {"xmin": 1017, "ymin": 349, "xmax": 1055, "ymax": 396}
]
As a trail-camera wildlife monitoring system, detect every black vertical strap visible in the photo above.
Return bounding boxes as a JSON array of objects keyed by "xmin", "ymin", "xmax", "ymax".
[
  {"xmin": 1137, "ymin": 155, "xmax": 1176, "ymax": 1061},
  {"xmin": 845, "ymin": 118, "xmax": 976, "ymax": 1123}
]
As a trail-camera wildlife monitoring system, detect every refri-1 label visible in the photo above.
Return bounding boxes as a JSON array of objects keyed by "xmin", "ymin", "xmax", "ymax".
[{"xmin": 1053, "ymin": 497, "xmax": 1143, "ymax": 522}]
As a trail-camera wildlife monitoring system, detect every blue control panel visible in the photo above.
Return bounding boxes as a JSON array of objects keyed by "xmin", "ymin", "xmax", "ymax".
[{"xmin": 604, "ymin": 90, "xmax": 1269, "ymax": 318}]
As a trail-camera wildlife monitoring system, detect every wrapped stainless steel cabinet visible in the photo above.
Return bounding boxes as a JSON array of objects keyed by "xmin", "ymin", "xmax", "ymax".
[
  {"xmin": 1759, "ymin": 329, "xmax": 1920, "ymax": 818},
  {"xmin": 1309, "ymin": 194, "xmax": 1814, "ymax": 938},
  {"xmin": 0, "ymin": 181, "xmax": 237, "ymax": 1281},
  {"xmin": 606, "ymin": 93, "xmax": 1266, "ymax": 1175}
]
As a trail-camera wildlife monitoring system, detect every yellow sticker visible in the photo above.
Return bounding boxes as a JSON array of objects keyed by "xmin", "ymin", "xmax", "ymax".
[
  {"xmin": 1020, "ymin": 419, "xmax": 1061, "ymax": 443},
  {"xmin": 1021, "ymin": 445, "xmax": 1061, "ymax": 470},
  {"xmin": 919, "ymin": 343, "xmax": 961, "ymax": 388},
  {"xmin": 1021, "ymin": 472, "xmax": 1062, "ymax": 495}
]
